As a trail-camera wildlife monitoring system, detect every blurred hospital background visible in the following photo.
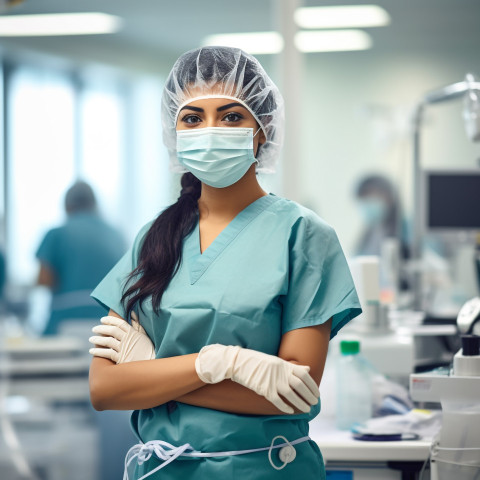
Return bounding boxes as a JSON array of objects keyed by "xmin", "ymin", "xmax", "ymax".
[{"xmin": 0, "ymin": 1, "xmax": 479, "ymax": 479}]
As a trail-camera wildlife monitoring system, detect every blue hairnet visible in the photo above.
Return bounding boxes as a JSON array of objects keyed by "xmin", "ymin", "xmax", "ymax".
[{"xmin": 161, "ymin": 46, "xmax": 285, "ymax": 174}]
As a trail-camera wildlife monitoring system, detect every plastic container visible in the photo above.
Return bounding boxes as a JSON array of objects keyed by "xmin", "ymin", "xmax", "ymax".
[{"xmin": 336, "ymin": 340, "xmax": 373, "ymax": 430}]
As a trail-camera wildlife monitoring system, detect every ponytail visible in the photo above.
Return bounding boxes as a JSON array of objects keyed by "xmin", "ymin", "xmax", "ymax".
[{"xmin": 121, "ymin": 172, "xmax": 201, "ymax": 320}]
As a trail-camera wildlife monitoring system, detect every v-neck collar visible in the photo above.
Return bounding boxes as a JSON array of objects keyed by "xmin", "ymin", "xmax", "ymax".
[{"xmin": 185, "ymin": 194, "xmax": 280, "ymax": 285}]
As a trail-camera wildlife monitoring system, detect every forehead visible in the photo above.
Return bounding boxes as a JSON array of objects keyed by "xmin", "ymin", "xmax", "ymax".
[
  {"xmin": 175, "ymin": 94, "xmax": 258, "ymax": 125},
  {"xmin": 182, "ymin": 96, "xmax": 244, "ymax": 109}
]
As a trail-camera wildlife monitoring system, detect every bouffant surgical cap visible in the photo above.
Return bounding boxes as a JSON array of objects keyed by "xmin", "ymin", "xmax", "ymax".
[{"xmin": 161, "ymin": 46, "xmax": 285, "ymax": 174}]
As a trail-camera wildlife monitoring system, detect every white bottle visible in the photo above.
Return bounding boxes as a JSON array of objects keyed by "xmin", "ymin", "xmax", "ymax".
[{"xmin": 336, "ymin": 340, "xmax": 373, "ymax": 431}]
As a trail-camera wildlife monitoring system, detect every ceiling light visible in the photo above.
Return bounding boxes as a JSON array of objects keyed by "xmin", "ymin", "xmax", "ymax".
[
  {"xmin": 295, "ymin": 30, "xmax": 372, "ymax": 53},
  {"xmin": 295, "ymin": 5, "xmax": 390, "ymax": 29},
  {"xmin": 203, "ymin": 32, "xmax": 284, "ymax": 55},
  {"xmin": 0, "ymin": 12, "xmax": 123, "ymax": 36}
]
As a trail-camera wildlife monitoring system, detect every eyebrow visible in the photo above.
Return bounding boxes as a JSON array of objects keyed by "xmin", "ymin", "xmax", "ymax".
[
  {"xmin": 179, "ymin": 105, "xmax": 204, "ymax": 113},
  {"xmin": 178, "ymin": 102, "xmax": 247, "ymax": 115},
  {"xmin": 216, "ymin": 102, "xmax": 247, "ymax": 112}
]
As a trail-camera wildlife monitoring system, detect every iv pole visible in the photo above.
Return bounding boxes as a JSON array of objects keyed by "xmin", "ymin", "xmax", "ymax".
[{"xmin": 411, "ymin": 75, "xmax": 480, "ymax": 310}]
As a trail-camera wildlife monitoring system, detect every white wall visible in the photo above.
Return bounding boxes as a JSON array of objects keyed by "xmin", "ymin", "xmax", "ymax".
[{"xmin": 295, "ymin": 47, "xmax": 480, "ymax": 254}]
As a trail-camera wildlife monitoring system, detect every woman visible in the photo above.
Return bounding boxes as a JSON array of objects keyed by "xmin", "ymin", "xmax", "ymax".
[
  {"xmin": 354, "ymin": 174, "xmax": 408, "ymax": 258},
  {"xmin": 89, "ymin": 46, "xmax": 361, "ymax": 479}
]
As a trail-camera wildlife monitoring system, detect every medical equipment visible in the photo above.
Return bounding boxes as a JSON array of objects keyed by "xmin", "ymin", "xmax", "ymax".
[
  {"xmin": 310, "ymin": 414, "xmax": 431, "ymax": 480},
  {"xmin": 348, "ymin": 256, "xmax": 415, "ymax": 382},
  {"xmin": 410, "ymin": 298, "xmax": 480, "ymax": 479},
  {"xmin": 351, "ymin": 409, "xmax": 441, "ymax": 443},
  {"xmin": 422, "ymin": 170, "xmax": 480, "ymax": 304},
  {"xmin": 457, "ymin": 297, "xmax": 480, "ymax": 334},
  {"xmin": 348, "ymin": 256, "xmax": 381, "ymax": 331},
  {"xmin": 411, "ymin": 74, "xmax": 480, "ymax": 310},
  {"xmin": 424, "ymin": 170, "xmax": 480, "ymax": 231},
  {"xmin": 463, "ymin": 73, "xmax": 480, "ymax": 142}
]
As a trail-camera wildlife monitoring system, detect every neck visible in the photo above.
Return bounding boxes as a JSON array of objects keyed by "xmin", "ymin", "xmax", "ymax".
[{"xmin": 198, "ymin": 165, "xmax": 267, "ymax": 221}]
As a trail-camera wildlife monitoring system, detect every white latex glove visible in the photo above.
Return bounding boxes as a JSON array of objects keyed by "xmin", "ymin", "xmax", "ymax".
[
  {"xmin": 88, "ymin": 313, "xmax": 155, "ymax": 364},
  {"xmin": 195, "ymin": 344, "xmax": 319, "ymax": 414}
]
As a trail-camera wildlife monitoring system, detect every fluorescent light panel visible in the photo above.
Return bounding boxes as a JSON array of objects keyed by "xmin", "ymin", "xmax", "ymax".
[
  {"xmin": 203, "ymin": 32, "xmax": 284, "ymax": 55},
  {"xmin": 295, "ymin": 5, "xmax": 390, "ymax": 29},
  {"xmin": 0, "ymin": 12, "xmax": 123, "ymax": 36},
  {"xmin": 203, "ymin": 30, "xmax": 372, "ymax": 54},
  {"xmin": 295, "ymin": 30, "xmax": 372, "ymax": 52}
]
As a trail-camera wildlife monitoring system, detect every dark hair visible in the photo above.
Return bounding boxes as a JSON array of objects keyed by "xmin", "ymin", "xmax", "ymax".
[
  {"xmin": 121, "ymin": 173, "xmax": 201, "ymax": 319},
  {"xmin": 65, "ymin": 181, "xmax": 97, "ymax": 214}
]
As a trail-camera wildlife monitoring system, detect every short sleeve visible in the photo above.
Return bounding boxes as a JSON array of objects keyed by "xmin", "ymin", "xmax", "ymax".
[
  {"xmin": 91, "ymin": 222, "xmax": 152, "ymax": 318},
  {"xmin": 280, "ymin": 214, "xmax": 362, "ymax": 339},
  {"xmin": 36, "ymin": 229, "xmax": 59, "ymax": 270}
]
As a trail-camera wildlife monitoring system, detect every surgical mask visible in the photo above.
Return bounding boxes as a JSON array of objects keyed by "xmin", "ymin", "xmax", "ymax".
[
  {"xmin": 176, "ymin": 127, "xmax": 260, "ymax": 188},
  {"xmin": 358, "ymin": 198, "xmax": 388, "ymax": 225}
]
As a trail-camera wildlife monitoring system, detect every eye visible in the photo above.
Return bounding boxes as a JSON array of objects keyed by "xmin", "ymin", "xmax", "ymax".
[
  {"xmin": 222, "ymin": 112, "xmax": 243, "ymax": 123},
  {"xmin": 181, "ymin": 114, "xmax": 202, "ymax": 125}
]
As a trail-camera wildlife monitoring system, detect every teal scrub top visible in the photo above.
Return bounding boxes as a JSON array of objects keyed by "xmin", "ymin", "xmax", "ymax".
[
  {"xmin": 36, "ymin": 212, "xmax": 126, "ymax": 335},
  {"xmin": 92, "ymin": 194, "xmax": 362, "ymax": 479}
]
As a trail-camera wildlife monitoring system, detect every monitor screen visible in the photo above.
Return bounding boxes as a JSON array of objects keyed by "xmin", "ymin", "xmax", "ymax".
[{"xmin": 426, "ymin": 171, "xmax": 480, "ymax": 229}]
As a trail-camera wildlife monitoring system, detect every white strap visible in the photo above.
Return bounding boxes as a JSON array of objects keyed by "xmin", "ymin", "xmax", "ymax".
[
  {"xmin": 124, "ymin": 441, "xmax": 194, "ymax": 480},
  {"xmin": 124, "ymin": 435, "xmax": 310, "ymax": 479}
]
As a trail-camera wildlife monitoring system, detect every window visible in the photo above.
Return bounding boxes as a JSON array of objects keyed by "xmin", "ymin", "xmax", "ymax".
[
  {"xmin": 7, "ymin": 67, "xmax": 75, "ymax": 284},
  {"xmin": 5, "ymin": 63, "xmax": 169, "ymax": 286},
  {"xmin": 79, "ymin": 84, "xmax": 126, "ymax": 231}
]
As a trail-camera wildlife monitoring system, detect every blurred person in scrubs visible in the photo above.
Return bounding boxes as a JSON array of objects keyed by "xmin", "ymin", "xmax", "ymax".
[
  {"xmin": 36, "ymin": 180, "xmax": 126, "ymax": 335},
  {"xmin": 88, "ymin": 46, "xmax": 362, "ymax": 480},
  {"xmin": 354, "ymin": 174, "xmax": 409, "ymax": 258}
]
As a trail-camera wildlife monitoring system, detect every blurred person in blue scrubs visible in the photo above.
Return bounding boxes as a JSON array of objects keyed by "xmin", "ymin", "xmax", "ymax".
[
  {"xmin": 354, "ymin": 174, "xmax": 409, "ymax": 258},
  {"xmin": 88, "ymin": 46, "xmax": 362, "ymax": 480},
  {"xmin": 36, "ymin": 180, "xmax": 126, "ymax": 336},
  {"xmin": 36, "ymin": 181, "xmax": 133, "ymax": 480}
]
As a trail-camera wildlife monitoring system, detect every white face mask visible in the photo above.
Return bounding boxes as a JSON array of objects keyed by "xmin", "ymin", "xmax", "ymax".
[
  {"xmin": 358, "ymin": 198, "xmax": 388, "ymax": 225},
  {"xmin": 176, "ymin": 127, "xmax": 260, "ymax": 188}
]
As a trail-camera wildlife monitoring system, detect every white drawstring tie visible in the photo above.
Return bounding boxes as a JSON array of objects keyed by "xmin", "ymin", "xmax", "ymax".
[
  {"xmin": 124, "ymin": 441, "xmax": 194, "ymax": 480},
  {"xmin": 124, "ymin": 435, "xmax": 310, "ymax": 479}
]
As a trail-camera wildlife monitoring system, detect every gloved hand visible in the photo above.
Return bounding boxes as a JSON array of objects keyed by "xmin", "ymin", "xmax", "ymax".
[
  {"xmin": 88, "ymin": 313, "xmax": 155, "ymax": 364},
  {"xmin": 195, "ymin": 344, "xmax": 319, "ymax": 414}
]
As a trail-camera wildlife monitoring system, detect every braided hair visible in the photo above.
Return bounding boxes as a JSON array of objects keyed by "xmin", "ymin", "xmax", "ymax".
[{"xmin": 121, "ymin": 173, "xmax": 201, "ymax": 319}]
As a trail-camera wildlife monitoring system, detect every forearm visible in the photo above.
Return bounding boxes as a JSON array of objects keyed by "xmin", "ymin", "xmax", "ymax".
[
  {"xmin": 89, "ymin": 354, "xmax": 204, "ymax": 411},
  {"xmin": 176, "ymin": 321, "xmax": 332, "ymax": 416},
  {"xmin": 176, "ymin": 359, "xmax": 312, "ymax": 415},
  {"xmin": 176, "ymin": 380, "xmax": 290, "ymax": 415}
]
